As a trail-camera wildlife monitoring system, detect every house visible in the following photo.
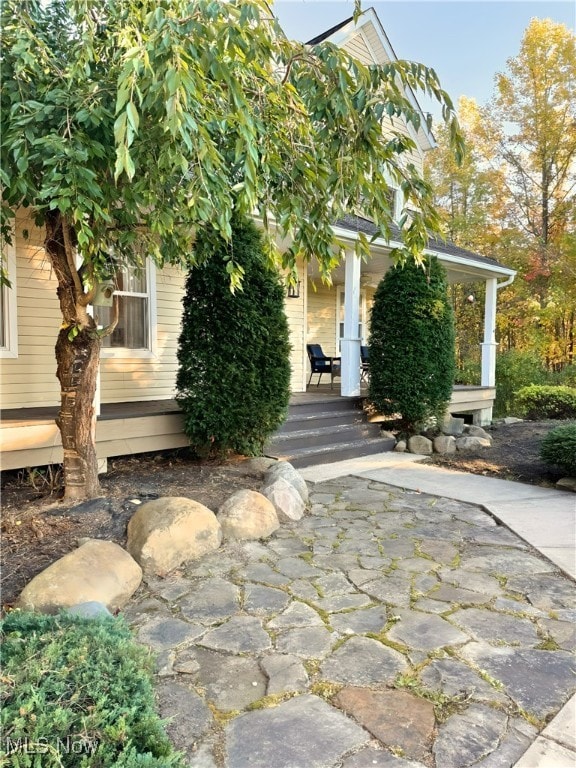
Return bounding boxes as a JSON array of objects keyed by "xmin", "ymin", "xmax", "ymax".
[{"xmin": 0, "ymin": 9, "xmax": 515, "ymax": 473}]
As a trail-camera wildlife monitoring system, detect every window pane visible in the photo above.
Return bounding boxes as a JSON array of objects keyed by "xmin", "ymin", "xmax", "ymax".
[
  {"xmin": 116, "ymin": 265, "xmax": 146, "ymax": 293},
  {"xmin": 100, "ymin": 296, "xmax": 148, "ymax": 349}
]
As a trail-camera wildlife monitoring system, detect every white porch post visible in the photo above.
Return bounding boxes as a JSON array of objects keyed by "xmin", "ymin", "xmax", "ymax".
[
  {"xmin": 481, "ymin": 277, "xmax": 498, "ymax": 387},
  {"xmin": 341, "ymin": 249, "xmax": 362, "ymax": 396}
]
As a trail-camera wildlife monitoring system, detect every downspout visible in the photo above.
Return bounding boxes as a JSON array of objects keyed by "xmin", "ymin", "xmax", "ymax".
[{"xmin": 496, "ymin": 274, "xmax": 515, "ymax": 290}]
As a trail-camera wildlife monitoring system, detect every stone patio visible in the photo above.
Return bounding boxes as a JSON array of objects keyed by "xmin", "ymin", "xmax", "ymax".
[{"xmin": 123, "ymin": 475, "xmax": 576, "ymax": 768}]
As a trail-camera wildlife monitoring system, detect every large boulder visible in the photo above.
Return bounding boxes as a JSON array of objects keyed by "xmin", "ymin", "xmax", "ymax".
[
  {"xmin": 127, "ymin": 497, "xmax": 222, "ymax": 576},
  {"xmin": 262, "ymin": 477, "xmax": 306, "ymax": 522},
  {"xmin": 218, "ymin": 490, "xmax": 279, "ymax": 541},
  {"xmin": 441, "ymin": 415, "xmax": 465, "ymax": 436},
  {"xmin": 265, "ymin": 461, "xmax": 309, "ymax": 504},
  {"xmin": 17, "ymin": 540, "xmax": 142, "ymax": 614}
]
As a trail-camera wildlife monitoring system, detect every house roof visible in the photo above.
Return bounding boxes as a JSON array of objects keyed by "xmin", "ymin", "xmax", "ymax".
[
  {"xmin": 334, "ymin": 213, "xmax": 514, "ymax": 274},
  {"xmin": 306, "ymin": 17, "xmax": 354, "ymax": 45}
]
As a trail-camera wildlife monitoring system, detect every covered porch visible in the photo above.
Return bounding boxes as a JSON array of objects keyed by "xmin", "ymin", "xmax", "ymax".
[{"xmin": 297, "ymin": 215, "xmax": 514, "ymax": 426}]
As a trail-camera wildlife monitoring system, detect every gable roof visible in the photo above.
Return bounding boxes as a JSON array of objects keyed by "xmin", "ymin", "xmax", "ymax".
[{"xmin": 305, "ymin": 7, "xmax": 436, "ymax": 152}]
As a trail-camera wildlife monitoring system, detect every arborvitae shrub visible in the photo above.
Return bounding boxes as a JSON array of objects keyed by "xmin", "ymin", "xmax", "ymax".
[
  {"xmin": 540, "ymin": 423, "xmax": 576, "ymax": 475},
  {"xmin": 368, "ymin": 257, "xmax": 455, "ymax": 432},
  {"xmin": 176, "ymin": 215, "xmax": 291, "ymax": 456}
]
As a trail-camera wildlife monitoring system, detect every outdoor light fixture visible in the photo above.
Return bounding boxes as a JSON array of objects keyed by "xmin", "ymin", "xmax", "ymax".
[{"xmin": 287, "ymin": 280, "xmax": 301, "ymax": 299}]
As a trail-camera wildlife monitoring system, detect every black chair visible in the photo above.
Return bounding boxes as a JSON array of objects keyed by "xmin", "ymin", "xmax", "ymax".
[
  {"xmin": 360, "ymin": 345, "xmax": 370, "ymax": 382},
  {"xmin": 307, "ymin": 344, "xmax": 341, "ymax": 389}
]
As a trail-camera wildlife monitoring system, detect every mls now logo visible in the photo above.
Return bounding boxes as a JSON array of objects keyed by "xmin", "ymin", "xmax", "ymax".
[{"xmin": 4, "ymin": 736, "xmax": 98, "ymax": 755}]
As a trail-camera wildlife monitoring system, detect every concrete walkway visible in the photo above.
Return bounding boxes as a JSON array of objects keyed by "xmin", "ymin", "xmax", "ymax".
[
  {"xmin": 301, "ymin": 454, "xmax": 576, "ymax": 768},
  {"xmin": 126, "ymin": 456, "xmax": 576, "ymax": 768}
]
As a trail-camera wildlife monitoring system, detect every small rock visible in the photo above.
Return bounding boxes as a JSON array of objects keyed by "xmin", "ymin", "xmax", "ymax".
[
  {"xmin": 456, "ymin": 436, "xmax": 491, "ymax": 452},
  {"xmin": 127, "ymin": 497, "xmax": 222, "ymax": 576},
  {"xmin": 17, "ymin": 540, "xmax": 142, "ymax": 614},
  {"xmin": 556, "ymin": 477, "xmax": 576, "ymax": 493},
  {"xmin": 262, "ymin": 477, "xmax": 306, "ymax": 522},
  {"xmin": 394, "ymin": 440, "xmax": 407, "ymax": 452},
  {"xmin": 408, "ymin": 435, "xmax": 433, "ymax": 455},
  {"xmin": 66, "ymin": 601, "xmax": 113, "ymax": 619},
  {"xmin": 265, "ymin": 461, "xmax": 309, "ymax": 504},
  {"xmin": 380, "ymin": 430, "xmax": 396, "ymax": 440},
  {"xmin": 503, "ymin": 417, "xmax": 523, "ymax": 424},
  {"xmin": 218, "ymin": 489, "xmax": 279, "ymax": 540},
  {"xmin": 465, "ymin": 425, "xmax": 492, "ymax": 441},
  {"xmin": 433, "ymin": 435, "xmax": 456, "ymax": 454},
  {"xmin": 442, "ymin": 415, "xmax": 465, "ymax": 436}
]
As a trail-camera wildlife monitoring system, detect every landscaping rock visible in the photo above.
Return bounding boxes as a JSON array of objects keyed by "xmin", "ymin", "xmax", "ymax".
[
  {"xmin": 556, "ymin": 477, "xmax": 576, "ymax": 492},
  {"xmin": 265, "ymin": 461, "xmax": 309, "ymax": 504},
  {"xmin": 17, "ymin": 539, "xmax": 142, "ymax": 613},
  {"xmin": 466, "ymin": 425, "xmax": 492, "ymax": 441},
  {"xmin": 66, "ymin": 601, "xmax": 113, "ymax": 619},
  {"xmin": 408, "ymin": 435, "xmax": 433, "ymax": 455},
  {"xmin": 218, "ymin": 489, "xmax": 279, "ymax": 540},
  {"xmin": 394, "ymin": 440, "xmax": 407, "ymax": 452},
  {"xmin": 503, "ymin": 416, "xmax": 523, "ymax": 424},
  {"xmin": 455, "ymin": 436, "xmax": 491, "ymax": 452},
  {"xmin": 442, "ymin": 415, "xmax": 465, "ymax": 436},
  {"xmin": 262, "ymin": 477, "xmax": 306, "ymax": 522},
  {"xmin": 127, "ymin": 496, "xmax": 222, "ymax": 576},
  {"xmin": 433, "ymin": 435, "xmax": 456, "ymax": 454}
]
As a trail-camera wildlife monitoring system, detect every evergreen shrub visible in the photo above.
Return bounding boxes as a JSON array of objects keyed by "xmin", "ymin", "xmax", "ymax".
[
  {"xmin": 0, "ymin": 611, "xmax": 184, "ymax": 767},
  {"xmin": 368, "ymin": 257, "xmax": 455, "ymax": 432},
  {"xmin": 176, "ymin": 215, "xmax": 291, "ymax": 456},
  {"xmin": 516, "ymin": 385, "xmax": 576, "ymax": 420},
  {"xmin": 540, "ymin": 424, "xmax": 576, "ymax": 476}
]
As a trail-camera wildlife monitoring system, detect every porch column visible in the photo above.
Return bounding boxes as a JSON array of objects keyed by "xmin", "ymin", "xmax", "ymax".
[
  {"xmin": 481, "ymin": 277, "xmax": 498, "ymax": 387},
  {"xmin": 341, "ymin": 249, "xmax": 362, "ymax": 396}
]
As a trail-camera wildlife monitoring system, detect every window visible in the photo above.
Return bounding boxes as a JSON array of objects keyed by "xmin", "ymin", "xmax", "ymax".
[
  {"xmin": 337, "ymin": 289, "xmax": 366, "ymax": 352},
  {"xmin": 387, "ymin": 187, "xmax": 398, "ymax": 221},
  {"xmin": 0, "ymin": 242, "xmax": 18, "ymax": 358},
  {"xmin": 98, "ymin": 261, "xmax": 156, "ymax": 357}
]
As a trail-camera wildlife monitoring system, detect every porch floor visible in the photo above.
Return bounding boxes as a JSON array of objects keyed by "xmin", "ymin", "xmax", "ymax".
[{"xmin": 0, "ymin": 385, "xmax": 491, "ymax": 424}]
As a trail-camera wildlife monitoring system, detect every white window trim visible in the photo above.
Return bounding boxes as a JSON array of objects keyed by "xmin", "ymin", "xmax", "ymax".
[
  {"xmin": 1, "ymin": 241, "xmax": 18, "ymax": 358},
  {"xmin": 100, "ymin": 259, "xmax": 157, "ymax": 359},
  {"xmin": 336, "ymin": 287, "xmax": 367, "ymax": 351}
]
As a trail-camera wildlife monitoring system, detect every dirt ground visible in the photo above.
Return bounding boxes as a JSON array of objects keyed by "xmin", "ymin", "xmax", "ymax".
[{"xmin": 0, "ymin": 419, "xmax": 567, "ymax": 609}]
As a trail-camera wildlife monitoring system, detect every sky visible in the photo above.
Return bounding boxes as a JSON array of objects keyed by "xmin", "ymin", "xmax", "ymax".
[{"xmin": 273, "ymin": 1, "xmax": 575, "ymax": 119}]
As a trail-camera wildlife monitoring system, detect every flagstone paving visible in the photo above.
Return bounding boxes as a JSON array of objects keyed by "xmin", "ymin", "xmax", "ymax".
[{"xmin": 123, "ymin": 476, "xmax": 576, "ymax": 768}]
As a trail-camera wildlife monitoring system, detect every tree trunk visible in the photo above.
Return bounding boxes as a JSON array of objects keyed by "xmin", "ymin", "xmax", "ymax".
[{"xmin": 45, "ymin": 210, "xmax": 101, "ymax": 501}]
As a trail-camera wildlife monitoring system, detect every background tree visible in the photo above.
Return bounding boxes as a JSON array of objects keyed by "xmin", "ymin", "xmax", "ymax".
[
  {"xmin": 1, "ymin": 0, "xmax": 463, "ymax": 499},
  {"xmin": 368, "ymin": 257, "xmax": 455, "ymax": 433},
  {"xmin": 427, "ymin": 19, "xmax": 576, "ymax": 376},
  {"xmin": 176, "ymin": 215, "xmax": 290, "ymax": 456}
]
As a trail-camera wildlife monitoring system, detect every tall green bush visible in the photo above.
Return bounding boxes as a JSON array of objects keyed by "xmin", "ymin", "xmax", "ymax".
[
  {"xmin": 368, "ymin": 257, "xmax": 455, "ymax": 432},
  {"xmin": 176, "ymin": 215, "xmax": 291, "ymax": 457}
]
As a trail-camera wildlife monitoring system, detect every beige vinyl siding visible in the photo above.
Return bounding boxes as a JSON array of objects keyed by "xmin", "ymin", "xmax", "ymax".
[
  {"xmin": 100, "ymin": 264, "xmax": 185, "ymax": 403},
  {"xmin": 342, "ymin": 32, "xmax": 374, "ymax": 65},
  {"xmin": 306, "ymin": 281, "xmax": 338, "ymax": 357},
  {"xmin": 0, "ymin": 214, "xmax": 62, "ymax": 408}
]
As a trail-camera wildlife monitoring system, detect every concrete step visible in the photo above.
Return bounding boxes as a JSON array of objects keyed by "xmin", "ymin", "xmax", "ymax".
[
  {"xmin": 266, "ymin": 422, "xmax": 381, "ymax": 453},
  {"xmin": 286, "ymin": 398, "xmax": 364, "ymax": 417},
  {"xmin": 268, "ymin": 436, "xmax": 397, "ymax": 468},
  {"xmin": 279, "ymin": 409, "xmax": 366, "ymax": 433}
]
